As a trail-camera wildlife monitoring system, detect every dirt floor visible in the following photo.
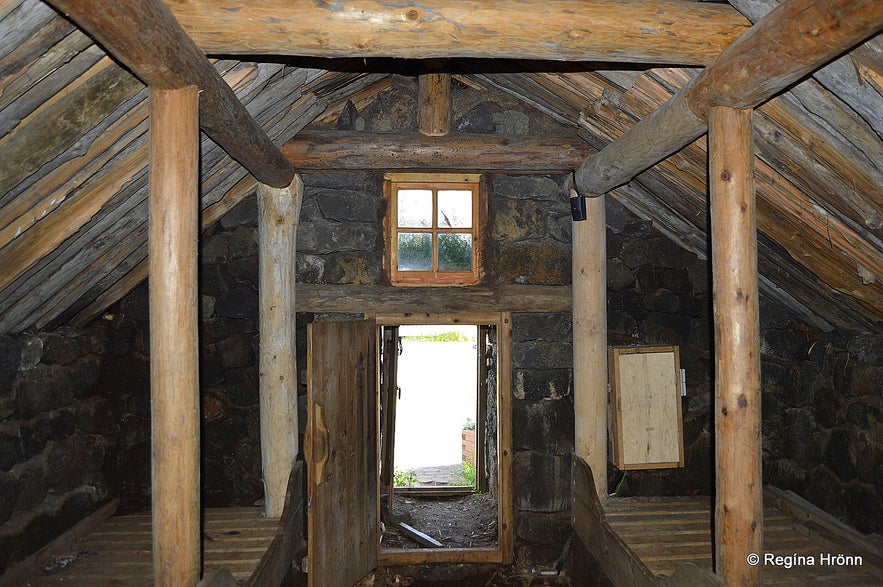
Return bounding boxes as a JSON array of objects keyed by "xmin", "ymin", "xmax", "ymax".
[
  {"xmin": 382, "ymin": 493, "xmax": 499, "ymax": 549},
  {"xmin": 355, "ymin": 565, "xmax": 576, "ymax": 586}
]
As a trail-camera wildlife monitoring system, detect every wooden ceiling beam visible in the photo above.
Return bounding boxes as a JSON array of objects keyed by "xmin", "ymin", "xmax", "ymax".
[
  {"xmin": 281, "ymin": 130, "xmax": 592, "ymax": 172},
  {"xmin": 164, "ymin": 0, "xmax": 750, "ymax": 66},
  {"xmin": 46, "ymin": 0, "xmax": 296, "ymax": 188},
  {"xmin": 574, "ymin": 0, "xmax": 883, "ymax": 197}
]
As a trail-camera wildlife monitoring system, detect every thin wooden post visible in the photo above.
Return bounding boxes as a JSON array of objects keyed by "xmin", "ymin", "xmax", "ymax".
[
  {"xmin": 573, "ymin": 192, "xmax": 608, "ymax": 503},
  {"xmin": 149, "ymin": 85, "xmax": 201, "ymax": 586},
  {"xmin": 258, "ymin": 175, "xmax": 304, "ymax": 518},
  {"xmin": 418, "ymin": 71, "xmax": 451, "ymax": 136},
  {"xmin": 709, "ymin": 106, "xmax": 762, "ymax": 586}
]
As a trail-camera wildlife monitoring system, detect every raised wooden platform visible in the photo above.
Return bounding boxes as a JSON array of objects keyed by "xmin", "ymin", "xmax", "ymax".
[
  {"xmin": 15, "ymin": 508, "xmax": 276, "ymax": 586},
  {"xmin": 573, "ymin": 457, "xmax": 882, "ymax": 586},
  {"xmin": 606, "ymin": 495, "xmax": 881, "ymax": 585},
  {"xmin": 7, "ymin": 464, "xmax": 305, "ymax": 587}
]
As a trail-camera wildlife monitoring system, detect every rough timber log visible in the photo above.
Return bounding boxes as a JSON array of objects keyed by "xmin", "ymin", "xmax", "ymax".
[
  {"xmin": 572, "ymin": 194, "xmax": 608, "ymax": 504},
  {"xmin": 709, "ymin": 106, "xmax": 762, "ymax": 587},
  {"xmin": 729, "ymin": 0, "xmax": 883, "ymax": 138},
  {"xmin": 282, "ymin": 131, "xmax": 592, "ymax": 171},
  {"xmin": 418, "ymin": 72, "xmax": 451, "ymax": 137},
  {"xmin": 574, "ymin": 0, "xmax": 883, "ymax": 196},
  {"xmin": 148, "ymin": 86, "xmax": 201, "ymax": 586},
  {"xmin": 165, "ymin": 0, "xmax": 749, "ymax": 66},
  {"xmin": 258, "ymin": 177, "xmax": 303, "ymax": 518},
  {"xmin": 45, "ymin": 0, "xmax": 295, "ymax": 187}
]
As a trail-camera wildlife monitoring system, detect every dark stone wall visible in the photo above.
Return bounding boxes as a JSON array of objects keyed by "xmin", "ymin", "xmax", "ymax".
[
  {"xmin": 0, "ymin": 328, "xmax": 116, "ymax": 574},
  {"xmin": 761, "ymin": 321, "xmax": 883, "ymax": 533}
]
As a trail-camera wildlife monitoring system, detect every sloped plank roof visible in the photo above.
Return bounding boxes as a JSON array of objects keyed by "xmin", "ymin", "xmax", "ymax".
[{"xmin": 0, "ymin": 0, "xmax": 880, "ymax": 333}]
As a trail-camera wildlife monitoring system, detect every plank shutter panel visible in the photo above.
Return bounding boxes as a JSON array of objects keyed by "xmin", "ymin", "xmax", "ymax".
[{"xmin": 307, "ymin": 320, "xmax": 378, "ymax": 586}]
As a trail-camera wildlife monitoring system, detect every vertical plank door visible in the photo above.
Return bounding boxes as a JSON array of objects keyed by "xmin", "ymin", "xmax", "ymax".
[{"xmin": 307, "ymin": 320, "xmax": 378, "ymax": 587}]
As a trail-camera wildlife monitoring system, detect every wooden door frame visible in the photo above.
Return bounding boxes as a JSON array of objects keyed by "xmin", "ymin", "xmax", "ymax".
[{"xmin": 370, "ymin": 312, "xmax": 513, "ymax": 565}]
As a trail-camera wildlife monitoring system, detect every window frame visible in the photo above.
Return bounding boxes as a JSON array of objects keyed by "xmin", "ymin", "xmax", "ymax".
[{"xmin": 385, "ymin": 172, "xmax": 483, "ymax": 286}]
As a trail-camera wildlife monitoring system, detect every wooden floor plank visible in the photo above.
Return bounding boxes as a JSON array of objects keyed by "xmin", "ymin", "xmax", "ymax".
[
  {"xmin": 604, "ymin": 493, "xmax": 881, "ymax": 585},
  {"xmin": 14, "ymin": 507, "xmax": 279, "ymax": 587}
]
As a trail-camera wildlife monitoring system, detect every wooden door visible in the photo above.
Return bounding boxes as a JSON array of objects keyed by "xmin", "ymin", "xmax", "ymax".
[{"xmin": 307, "ymin": 319, "xmax": 378, "ymax": 587}]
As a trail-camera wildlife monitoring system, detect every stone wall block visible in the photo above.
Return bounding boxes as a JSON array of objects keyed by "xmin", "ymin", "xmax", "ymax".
[
  {"xmin": 297, "ymin": 220, "xmax": 379, "ymax": 254},
  {"xmin": 214, "ymin": 333, "xmax": 255, "ymax": 369},
  {"xmin": 69, "ymin": 355, "xmax": 101, "ymax": 399},
  {"xmin": 513, "ymin": 451, "xmax": 571, "ymax": 513},
  {"xmin": 495, "ymin": 241, "xmax": 570, "ymax": 285},
  {"xmin": 325, "ymin": 251, "xmax": 381, "ymax": 285},
  {"xmin": 304, "ymin": 171, "xmax": 378, "ymax": 191},
  {"xmin": 492, "ymin": 198, "xmax": 547, "ymax": 243},
  {"xmin": 784, "ymin": 408, "xmax": 822, "ymax": 467},
  {"xmin": 296, "ymin": 253, "xmax": 326, "ymax": 284},
  {"xmin": 619, "ymin": 239, "xmax": 651, "ymax": 268},
  {"xmin": 315, "ymin": 188, "xmax": 380, "ymax": 222},
  {"xmin": 607, "ymin": 258, "xmax": 635, "ymax": 292},
  {"xmin": 607, "ymin": 310, "xmax": 638, "ymax": 338},
  {"xmin": 512, "ymin": 340, "xmax": 572, "ymax": 370},
  {"xmin": 202, "ymin": 231, "xmax": 229, "ymax": 264},
  {"xmin": 46, "ymin": 435, "xmax": 91, "ymax": 492},
  {"xmin": 0, "ymin": 475, "xmax": 17, "ymax": 524},
  {"xmin": 493, "ymin": 175, "xmax": 559, "ymax": 201},
  {"xmin": 219, "ymin": 196, "xmax": 258, "ymax": 229},
  {"xmin": 14, "ymin": 459, "xmax": 47, "ymax": 512},
  {"xmin": 229, "ymin": 226, "xmax": 258, "ymax": 260},
  {"xmin": 512, "ymin": 399, "xmax": 574, "ymax": 455},
  {"xmin": 199, "ymin": 263, "xmax": 231, "ymax": 297},
  {"xmin": 20, "ymin": 409, "xmax": 75, "ymax": 459},
  {"xmin": 15, "ymin": 364, "xmax": 72, "ymax": 419},
  {"xmin": 515, "ymin": 511, "xmax": 571, "ymax": 546},
  {"xmin": 823, "ymin": 428, "xmax": 856, "ymax": 483},
  {"xmin": 640, "ymin": 312, "xmax": 690, "ymax": 345},
  {"xmin": 763, "ymin": 458, "xmax": 806, "ymax": 493},
  {"xmin": 513, "ymin": 369, "xmax": 572, "ymax": 401},
  {"xmin": 0, "ymin": 335, "xmax": 20, "ymax": 395},
  {"xmin": 643, "ymin": 289, "xmax": 681, "ymax": 313},
  {"xmin": 214, "ymin": 285, "xmax": 259, "ymax": 319},
  {"xmin": 813, "ymin": 382, "xmax": 844, "ymax": 429},
  {"xmin": 512, "ymin": 313, "xmax": 572, "ymax": 343},
  {"xmin": 454, "ymin": 102, "xmax": 496, "ymax": 133},
  {"xmin": 0, "ymin": 426, "xmax": 22, "ymax": 471},
  {"xmin": 842, "ymin": 482, "xmax": 883, "ymax": 534}
]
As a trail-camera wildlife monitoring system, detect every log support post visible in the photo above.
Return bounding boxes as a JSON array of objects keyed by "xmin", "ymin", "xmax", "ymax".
[
  {"xmin": 258, "ymin": 175, "xmax": 304, "ymax": 518},
  {"xmin": 573, "ymin": 192, "xmax": 608, "ymax": 504},
  {"xmin": 418, "ymin": 68, "xmax": 451, "ymax": 137},
  {"xmin": 149, "ymin": 86, "xmax": 201, "ymax": 585},
  {"xmin": 709, "ymin": 106, "xmax": 762, "ymax": 586}
]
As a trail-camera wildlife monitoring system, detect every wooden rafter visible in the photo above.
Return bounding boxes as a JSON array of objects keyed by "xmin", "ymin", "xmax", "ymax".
[
  {"xmin": 574, "ymin": 0, "xmax": 883, "ymax": 196},
  {"xmin": 46, "ymin": 0, "xmax": 295, "ymax": 187},
  {"xmin": 164, "ymin": 0, "xmax": 750, "ymax": 66}
]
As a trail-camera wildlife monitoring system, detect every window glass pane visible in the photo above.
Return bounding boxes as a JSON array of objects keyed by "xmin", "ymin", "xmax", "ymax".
[
  {"xmin": 438, "ymin": 233, "xmax": 473, "ymax": 271},
  {"xmin": 397, "ymin": 232, "xmax": 432, "ymax": 271},
  {"xmin": 397, "ymin": 189, "xmax": 432, "ymax": 228},
  {"xmin": 437, "ymin": 189, "xmax": 473, "ymax": 228}
]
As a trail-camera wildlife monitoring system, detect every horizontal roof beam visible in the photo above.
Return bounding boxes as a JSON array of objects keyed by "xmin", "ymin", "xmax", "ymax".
[
  {"xmin": 165, "ymin": 0, "xmax": 750, "ymax": 66},
  {"xmin": 282, "ymin": 130, "xmax": 593, "ymax": 172}
]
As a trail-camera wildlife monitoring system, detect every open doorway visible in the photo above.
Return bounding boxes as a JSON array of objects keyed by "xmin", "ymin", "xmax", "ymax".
[{"xmin": 374, "ymin": 313, "xmax": 512, "ymax": 565}]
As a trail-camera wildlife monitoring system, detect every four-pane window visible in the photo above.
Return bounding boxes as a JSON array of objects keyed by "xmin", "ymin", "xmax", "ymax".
[{"xmin": 386, "ymin": 173, "xmax": 482, "ymax": 286}]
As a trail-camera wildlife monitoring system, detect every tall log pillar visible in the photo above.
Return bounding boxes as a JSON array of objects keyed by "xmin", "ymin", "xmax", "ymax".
[
  {"xmin": 573, "ymin": 192, "xmax": 608, "ymax": 503},
  {"xmin": 709, "ymin": 106, "xmax": 762, "ymax": 586},
  {"xmin": 258, "ymin": 175, "xmax": 304, "ymax": 518},
  {"xmin": 148, "ymin": 86, "xmax": 201, "ymax": 586}
]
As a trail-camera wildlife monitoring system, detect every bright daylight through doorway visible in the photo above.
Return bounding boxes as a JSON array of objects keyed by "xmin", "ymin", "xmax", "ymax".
[{"xmin": 380, "ymin": 323, "xmax": 499, "ymax": 552}]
